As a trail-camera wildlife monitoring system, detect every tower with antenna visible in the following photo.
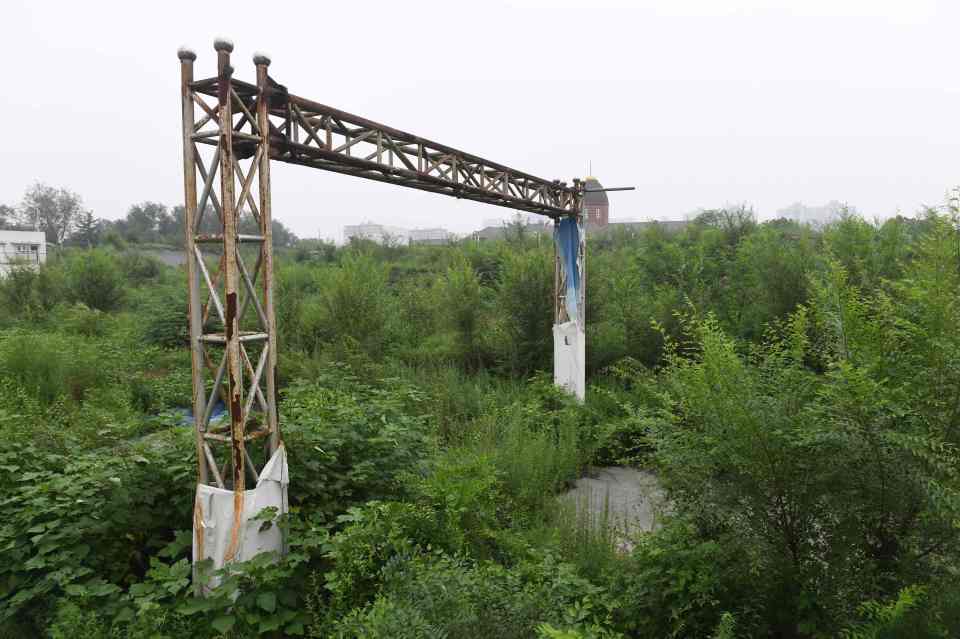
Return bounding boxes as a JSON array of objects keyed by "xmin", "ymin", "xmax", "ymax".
[{"xmin": 583, "ymin": 175, "xmax": 609, "ymax": 228}]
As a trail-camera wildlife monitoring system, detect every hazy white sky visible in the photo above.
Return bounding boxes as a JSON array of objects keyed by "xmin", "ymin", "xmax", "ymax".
[{"xmin": 2, "ymin": 0, "xmax": 957, "ymax": 239}]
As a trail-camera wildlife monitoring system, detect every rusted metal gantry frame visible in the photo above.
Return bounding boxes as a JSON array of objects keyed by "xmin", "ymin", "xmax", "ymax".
[{"xmin": 178, "ymin": 38, "xmax": 583, "ymax": 501}]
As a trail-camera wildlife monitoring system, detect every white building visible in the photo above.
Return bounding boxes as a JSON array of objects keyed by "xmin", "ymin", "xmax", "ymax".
[
  {"xmin": 776, "ymin": 201, "xmax": 847, "ymax": 225},
  {"xmin": 409, "ymin": 228, "xmax": 454, "ymax": 245},
  {"xmin": 0, "ymin": 230, "xmax": 46, "ymax": 277},
  {"xmin": 343, "ymin": 222, "xmax": 409, "ymax": 245}
]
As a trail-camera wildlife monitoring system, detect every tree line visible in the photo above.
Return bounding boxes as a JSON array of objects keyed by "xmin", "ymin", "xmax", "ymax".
[{"xmin": 0, "ymin": 182, "xmax": 298, "ymax": 248}]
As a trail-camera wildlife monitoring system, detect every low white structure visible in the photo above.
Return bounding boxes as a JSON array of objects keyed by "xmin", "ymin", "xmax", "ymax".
[
  {"xmin": 554, "ymin": 320, "xmax": 585, "ymax": 400},
  {"xmin": 343, "ymin": 222, "xmax": 409, "ymax": 245},
  {"xmin": 0, "ymin": 230, "xmax": 46, "ymax": 277},
  {"xmin": 409, "ymin": 227, "xmax": 454, "ymax": 245}
]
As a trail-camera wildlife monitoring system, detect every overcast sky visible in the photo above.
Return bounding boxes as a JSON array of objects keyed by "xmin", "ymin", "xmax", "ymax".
[{"xmin": 2, "ymin": 0, "xmax": 958, "ymax": 239}]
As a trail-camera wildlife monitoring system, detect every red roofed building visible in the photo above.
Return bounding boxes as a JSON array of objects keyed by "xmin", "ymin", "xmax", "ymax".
[{"xmin": 583, "ymin": 177, "xmax": 609, "ymax": 228}]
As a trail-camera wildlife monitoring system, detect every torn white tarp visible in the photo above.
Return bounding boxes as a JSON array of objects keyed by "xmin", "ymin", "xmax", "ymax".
[
  {"xmin": 192, "ymin": 445, "xmax": 289, "ymax": 584},
  {"xmin": 553, "ymin": 320, "xmax": 585, "ymax": 401}
]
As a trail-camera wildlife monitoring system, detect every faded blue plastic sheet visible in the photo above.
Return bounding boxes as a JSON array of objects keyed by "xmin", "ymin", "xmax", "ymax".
[
  {"xmin": 177, "ymin": 399, "xmax": 227, "ymax": 426},
  {"xmin": 556, "ymin": 217, "xmax": 581, "ymax": 322}
]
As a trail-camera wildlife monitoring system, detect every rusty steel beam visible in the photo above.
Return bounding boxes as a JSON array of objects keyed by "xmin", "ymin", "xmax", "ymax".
[
  {"xmin": 178, "ymin": 47, "xmax": 208, "ymax": 488},
  {"xmin": 189, "ymin": 74, "xmax": 578, "ymax": 219},
  {"xmin": 254, "ymin": 53, "xmax": 281, "ymax": 457},
  {"xmin": 214, "ymin": 41, "xmax": 248, "ymax": 534}
]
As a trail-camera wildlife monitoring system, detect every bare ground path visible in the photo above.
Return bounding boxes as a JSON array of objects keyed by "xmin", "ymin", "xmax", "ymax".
[{"xmin": 563, "ymin": 467, "xmax": 667, "ymax": 546}]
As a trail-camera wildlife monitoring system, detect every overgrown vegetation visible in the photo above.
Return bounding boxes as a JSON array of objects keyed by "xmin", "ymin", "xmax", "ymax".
[{"xmin": 1, "ymin": 200, "xmax": 959, "ymax": 638}]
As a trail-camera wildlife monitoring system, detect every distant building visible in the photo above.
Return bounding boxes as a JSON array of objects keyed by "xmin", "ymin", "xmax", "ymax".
[
  {"xmin": 0, "ymin": 230, "xmax": 46, "ymax": 277},
  {"xmin": 409, "ymin": 228, "xmax": 455, "ymax": 245},
  {"xmin": 472, "ymin": 220, "xmax": 552, "ymax": 242},
  {"xmin": 470, "ymin": 175, "xmax": 686, "ymax": 241},
  {"xmin": 343, "ymin": 222, "xmax": 409, "ymax": 245},
  {"xmin": 583, "ymin": 177, "xmax": 609, "ymax": 228},
  {"xmin": 776, "ymin": 201, "xmax": 847, "ymax": 225},
  {"xmin": 598, "ymin": 220, "xmax": 688, "ymax": 235}
]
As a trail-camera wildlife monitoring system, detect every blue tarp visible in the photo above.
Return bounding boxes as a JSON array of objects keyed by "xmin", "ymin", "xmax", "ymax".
[
  {"xmin": 556, "ymin": 217, "xmax": 581, "ymax": 322},
  {"xmin": 178, "ymin": 399, "xmax": 227, "ymax": 426}
]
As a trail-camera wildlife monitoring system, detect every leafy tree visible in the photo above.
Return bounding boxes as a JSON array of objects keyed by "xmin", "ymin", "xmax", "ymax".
[
  {"xmin": 693, "ymin": 203, "xmax": 757, "ymax": 247},
  {"xmin": 121, "ymin": 201, "xmax": 170, "ymax": 244},
  {"xmin": 158, "ymin": 204, "xmax": 184, "ymax": 242},
  {"xmin": 493, "ymin": 249, "xmax": 553, "ymax": 375},
  {"xmin": 72, "ymin": 210, "xmax": 101, "ymax": 247},
  {"xmin": 724, "ymin": 222, "xmax": 815, "ymax": 340},
  {"xmin": 66, "ymin": 250, "xmax": 125, "ymax": 312},
  {"xmin": 439, "ymin": 259, "xmax": 485, "ymax": 370},
  {"xmin": 18, "ymin": 183, "xmax": 84, "ymax": 244},
  {"xmin": 271, "ymin": 219, "xmax": 298, "ymax": 248},
  {"xmin": 0, "ymin": 204, "xmax": 17, "ymax": 230}
]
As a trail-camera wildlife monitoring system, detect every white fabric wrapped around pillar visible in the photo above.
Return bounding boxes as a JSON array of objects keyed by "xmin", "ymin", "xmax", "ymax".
[
  {"xmin": 553, "ymin": 320, "xmax": 585, "ymax": 401},
  {"xmin": 192, "ymin": 445, "xmax": 289, "ymax": 587}
]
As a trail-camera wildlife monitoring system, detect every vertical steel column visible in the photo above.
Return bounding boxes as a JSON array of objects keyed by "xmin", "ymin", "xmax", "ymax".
[
  {"xmin": 179, "ymin": 47, "xmax": 208, "ymax": 486},
  {"xmin": 214, "ymin": 38, "xmax": 247, "ymax": 504},
  {"xmin": 254, "ymin": 53, "xmax": 280, "ymax": 455}
]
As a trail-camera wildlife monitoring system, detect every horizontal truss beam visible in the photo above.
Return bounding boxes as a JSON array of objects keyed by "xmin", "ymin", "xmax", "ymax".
[{"xmin": 191, "ymin": 77, "xmax": 579, "ymax": 218}]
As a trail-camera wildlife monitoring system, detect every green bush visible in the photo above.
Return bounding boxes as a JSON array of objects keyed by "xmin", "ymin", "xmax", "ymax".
[
  {"xmin": 321, "ymin": 501, "xmax": 447, "ymax": 615},
  {"xmin": 0, "ymin": 332, "xmax": 106, "ymax": 405},
  {"xmin": 0, "ymin": 434, "xmax": 194, "ymax": 634},
  {"xmin": 118, "ymin": 251, "xmax": 163, "ymax": 285},
  {"xmin": 327, "ymin": 553, "xmax": 621, "ymax": 639},
  {"xmin": 140, "ymin": 288, "xmax": 188, "ymax": 348},
  {"xmin": 493, "ymin": 249, "xmax": 553, "ymax": 375},
  {"xmin": 0, "ymin": 262, "xmax": 67, "ymax": 322},
  {"xmin": 0, "ymin": 266, "xmax": 40, "ymax": 320},
  {"xmin": 606, "ymin": 519, "xmax": 763, "ymax": 638},
  {"xmin": 650, "ymin": 295, "xmax": 960, "ymax": 634},
  {"xmin": 48, "ymin": 303, "xmax": 111, "ymax": 337},
  {"xmin": 281, "ymin": 369, "xmax": 433, "ymax": 521},
  {"xmin": 468, "ymin": 379, "xmax": 585, "ymax": 515},
  {"xmin": 65, "ymin": 250, "xmax": 125, "ymax": 312},
  {"xmin": 438, "ymin": 259, "xmax": 486, "ymax": 370},
  {"xmin": 408, "ymin": 449, "xmax": 503, "ymax": 557},
  {"xmin": 321, "ymin": 253, "xmax": 393, "ymax": 356}
]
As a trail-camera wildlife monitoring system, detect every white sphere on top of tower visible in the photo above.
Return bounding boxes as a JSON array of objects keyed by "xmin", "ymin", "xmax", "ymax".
[{"xmin": 213, "ymin": 37, "xmax": 234, "ymax": 52}]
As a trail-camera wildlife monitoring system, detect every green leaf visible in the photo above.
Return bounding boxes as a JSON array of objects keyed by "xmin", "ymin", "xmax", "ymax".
[
  {"xmin": 211, "ymin": 614, "xmax": 235, "ymax": 633},
  {"xmin": 257, "ymin": 591, "xmax": 277, "ymax": 613},
  {"xmin": 178, "ymin": 597, "xmax": 212, "ymax": 615},
  {"xmin": 259, "ymin": 616, "xmax": 282, "ymax": 633},
  {"xmin": 65, "ymin": 584, "xmax": 87, "ymax": 596},
  {"xmin": 252, "ymin": 506, "xmax": 278, "ymax": 521}
]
